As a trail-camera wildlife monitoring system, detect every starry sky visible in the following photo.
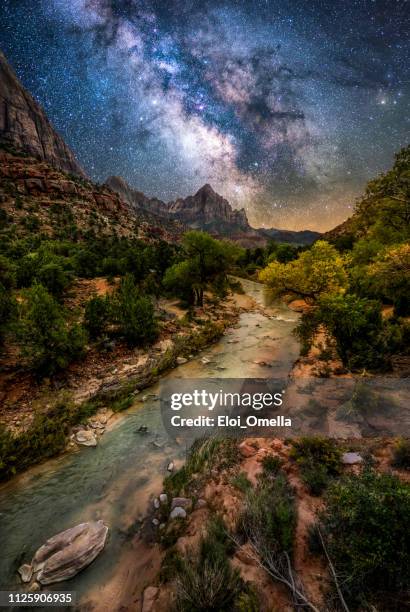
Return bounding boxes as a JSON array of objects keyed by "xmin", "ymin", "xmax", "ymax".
[{"xmin": 1, "ymin": 0, "xmax": 409, "ymax": 230}]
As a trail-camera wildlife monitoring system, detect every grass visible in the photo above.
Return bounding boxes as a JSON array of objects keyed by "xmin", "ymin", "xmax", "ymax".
[
  {"xmin": 231, "ymin": 471, "xmax": 252, "ymax": 493},
  {"xmin": 164, "ymin": 436, "xmax": 239, "ymax": 498},
  {"xmin": 173, "ymin": 517, "xmax": 255, "ymax": 612}
]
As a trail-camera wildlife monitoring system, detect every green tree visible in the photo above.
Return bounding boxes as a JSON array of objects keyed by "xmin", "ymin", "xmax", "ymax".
[
  {"xmin": 16, "ymin": 283, "xmax": 87, "ymax": 376},
  {"xmin": 259, "ymin": 240, "xmax": 348, "ymax": 302},
  {"xmin": 38, "ymin": 262, "xmax": 71, "ymax": 298},
  {"xmin": 111, "ymin": 274, "xmax": 157, "ymax": 346},
  {"xmin": 84, "ymin": 295, "xmax": 111, "ymax": 339},
  {"xmin": 164, "ymin": 231, "xmax": 240, "ymax": 306},
  {"xmin": 0, "ymin": 283, "xmax": 16, "ymax": 346},
  {"xmin": 297, "ymin": 293, "xmax": 386, "ymax": 370},
  {"xmin": 368, "ymin": 243, "xmax": 410, "ymax": 315},
  {"xmin": 0, "ymin": 255, "xmax": 17, "ymax": 289}
]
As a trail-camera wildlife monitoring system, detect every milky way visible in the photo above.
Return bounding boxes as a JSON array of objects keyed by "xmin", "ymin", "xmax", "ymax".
[{"xmin": 1, "ymin": 0, "xmax": 409, "ymax": 230}]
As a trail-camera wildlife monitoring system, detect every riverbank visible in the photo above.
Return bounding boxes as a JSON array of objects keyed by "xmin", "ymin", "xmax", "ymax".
[{"xmin": 0, "ymin": 289, "xmax": 250, "ymax": 482}]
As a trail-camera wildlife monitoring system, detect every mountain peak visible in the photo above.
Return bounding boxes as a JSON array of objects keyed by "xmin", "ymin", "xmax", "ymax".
[
  {"xmin": 0, "ymin": 51, "xmax": 86, "ymax": 178},
  {"xmin": 195, "ymin": 183, "xmax": 217, "ymax": 197}
]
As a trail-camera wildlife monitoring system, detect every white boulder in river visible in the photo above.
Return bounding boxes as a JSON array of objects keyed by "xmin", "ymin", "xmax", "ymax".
[{"xmin": 30, "ymin": 521, "xmax": 108, "ymax": 585}]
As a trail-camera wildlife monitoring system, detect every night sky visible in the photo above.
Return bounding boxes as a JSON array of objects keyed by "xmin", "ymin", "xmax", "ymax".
[{"xmin": 1, "ymin": 0, "xmax": 409, "ymax": 230}]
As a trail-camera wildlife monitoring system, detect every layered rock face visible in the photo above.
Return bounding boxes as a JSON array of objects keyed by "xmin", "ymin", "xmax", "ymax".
[{"xmin": 0, "ymin": 51, "xmax": 86, "ymax": 178}]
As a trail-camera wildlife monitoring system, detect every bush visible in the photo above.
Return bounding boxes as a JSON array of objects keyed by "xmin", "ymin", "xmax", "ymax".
[
  {"xmin": 175, "ymin": 517, "xmax": 243, "ymax": 612},
  {"xmin": 290, "ymin": 437, "xmax": 342, "ymax": 495},
  {"xmin": 319, "ymin": 470, "xmax": 410, "ymax": 608},
  {"xmin": 16, "ymin": 283, "xmax": 87, "ymax": 376},
  {"xmin": 112, "ymin": 274, "xmax": 157, "ymax": 346},
  {"xmin": 300, "ymin": 463, "xmax": 329, "ymax": 496},
  {"xmin": 261, "ymin": 454, "xmax": 282, "ymax": 476},
  {"xmin": 38, "ymin": 262, "xmax": 71, "ymax": 297},
  {"xmin": 84, "ymin": 295, "xmax": 110, "ymax": 338},
  {"xmin": 392, "ymin": 438, "xmax": 410, "ymax": 470},
  {"xmin": 0, "ymin": 283, "xmax": 16, "ymax": 344},
  {"xmin": 290, "ymin": 437, "xmax": 342, "ymax": 475},
  {"xmin": 242, "ymin": 472, "xmax": 296, "ymax": 557}
]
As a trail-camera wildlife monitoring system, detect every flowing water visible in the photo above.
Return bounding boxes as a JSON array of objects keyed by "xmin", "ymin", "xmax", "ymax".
[{"xmin": 0, "ymin": 279, "xmax": 300, "ymax": 603}]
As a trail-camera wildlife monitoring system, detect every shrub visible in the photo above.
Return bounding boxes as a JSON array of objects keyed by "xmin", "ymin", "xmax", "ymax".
[
  {"xmin": 319, "ymin": 470, "xmax": 410, "ymax": 608},
  {"xmin": 16, "ymin": 283, "xmax": 87, "ymax": 376},
  {"xmin": 0, "ymin": 255, "xmax": 17, "ymax": 289},
  {"xmin": 0, "ymin": 283, "xmax": 16, "ymax": 344},
  {"xmin": 290, "ymin": 437, "xmax": 342, "ymax": 476},
  {"xmin": 111, "ymin": 274, "xmax": 157, "ymax": 346},
  {"xmin": 241, "ymin": 472, "xmax": 296, "ymax": 557},
  {"xmin": 290, "ymin": 437, "xmax": 342, "ymax": 495},
  {"xmin": 299, "ymin": 463, "xmax": 329, "ymax": 496},
  {"xmin": 174, "ymin": 518, "xmax": 243, "ymax": 612},
  {"xmin": 392, "ymin": 438, "xmax": 410, "ymax": 470},
  {"xmin": 84, "ymin": 295, "xmax": 110, "ymax": 339},
  {"xmin": 37, "ymin": 262, "xmax": 70, "ymax": 297},
  {"xmin": 261, "ymin": 455, "xmax": 282, "ymax": 476}
]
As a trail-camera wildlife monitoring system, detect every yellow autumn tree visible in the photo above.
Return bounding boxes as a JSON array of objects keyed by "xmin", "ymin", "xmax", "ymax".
[{"xmin": 259, "ymin": 240, "xmax": 348, "ymax": 302}]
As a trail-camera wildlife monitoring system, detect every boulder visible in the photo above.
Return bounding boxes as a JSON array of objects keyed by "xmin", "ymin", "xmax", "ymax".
[
  {"xmin": 171, "ymin": 497, "xmax": 192, "ymax": 511},
  {"xmin": 153, "ymin": 498, "xmax": 160, "ymax": 509},
  {"xmin": 18, "ymin": 563, "xmax": 33, "ymax": 583},
  {"xmin": 169, "ymin": 507, "xmax": 187, "ymax": 520},
  {"xmin": 75, "ymin": 430, "xmax": 97, "ymax": 447},
  {"xmin": 167, "ymin": 461, "xmax": 174, "ymax": 472},
  {"xmin": 342, "ymin": 452, "xmax": 363, "ymax": 465},
  {"xmin": 142, "ymin": 586, "xmax": 159, "ymax": 612},
  {"xmin": 176, "ymin": 356, "xmax": 187, "ymax": 365},
  {"xmin": 159, "ymin": 493, "xmax": 168, "ymax": 505},
  {"xmin": 32, "ymin": 520, "xmax": 108, "ymax": 585}
]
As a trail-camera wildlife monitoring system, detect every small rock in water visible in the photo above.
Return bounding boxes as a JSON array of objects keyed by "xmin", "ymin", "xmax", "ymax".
[
  {"xmin": 137, "ymin": 425, "xmax": 148, "ymax": 434},
  {"xmin": 342, "ymin": 452, "xmax": 364, "ymax": 465},
  {"xmin": 176, "ymin": 356, "xmax": 188, "ymax": 365},
  {"xmin": 153, "ymin": 498, "xmax": 160, "ymax": 509},
  {"xmin": 167, "ymin": 461, "xmax": 174, "ymax": 472},
  {"xmin": 169, "ymin": 507, "xmax": 187, "ymax": 520},
  {"xmin": 18, "ymin": 564, "xmax": 33, "ymax": 583},
  {"xmin": 159, "ymin": 493, "xmax": 168, "ymax": 505},
  {"xmin": 74, "ymin": 430, "xmax": 97, "ymax": 447}
]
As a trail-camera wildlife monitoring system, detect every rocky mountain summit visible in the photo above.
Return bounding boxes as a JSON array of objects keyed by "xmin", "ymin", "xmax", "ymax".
[
  {"xmin": 106, "ymin": 175, "xmax": 320, "ymax": 246},
  {"xmin": 0, "ymin": 51, "xmax": 86, "ymax": 178}
]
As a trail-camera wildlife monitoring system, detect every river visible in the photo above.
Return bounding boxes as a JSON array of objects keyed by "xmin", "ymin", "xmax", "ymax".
[{"xmin": 0, "ymin": 278, "xmax": 300, "ymax": 605}]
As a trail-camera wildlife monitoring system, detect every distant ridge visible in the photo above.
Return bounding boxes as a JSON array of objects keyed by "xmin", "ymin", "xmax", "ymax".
[{"xmin": 106, "ymin": 175, "xmax": 320, "ymax": 246}]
